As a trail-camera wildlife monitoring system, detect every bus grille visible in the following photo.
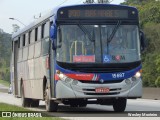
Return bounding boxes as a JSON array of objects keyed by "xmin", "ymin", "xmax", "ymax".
[{"xmin": 79, "ymin": 79, "xmax": 123, "ymax": 84}]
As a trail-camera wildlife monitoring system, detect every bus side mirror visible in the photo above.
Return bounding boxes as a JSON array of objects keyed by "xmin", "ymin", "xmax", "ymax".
[
  {"xmin": 50, "ymin": 24, "xmax": 57, "ymax": 50},
  {"xmin": 140, "ymin": 30, "xmax": 146, "ymax": 52}
]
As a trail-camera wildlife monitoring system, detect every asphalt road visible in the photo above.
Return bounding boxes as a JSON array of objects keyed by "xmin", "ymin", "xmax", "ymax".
[
  {"xmin": 0, "ymin": 83, "xmax": 160, "ymax": 119},
  {"xmin": 0, "ymin": 92, "xmax": 160, "ymax": 118},
  {"xmin": 0, "ymin": 84, "xmax": 8, "ymax": 93}
]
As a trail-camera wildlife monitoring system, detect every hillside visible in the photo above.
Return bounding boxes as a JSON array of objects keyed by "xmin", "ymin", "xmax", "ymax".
[{"xmin": 0, "ymin": 30, "xmax": 12, "ymax": 82}]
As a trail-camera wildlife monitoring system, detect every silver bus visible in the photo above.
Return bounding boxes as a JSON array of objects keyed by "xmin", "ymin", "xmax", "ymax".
[{"xmin": 10, "ymin": 4, "xmax": 145, "ymax": 112}]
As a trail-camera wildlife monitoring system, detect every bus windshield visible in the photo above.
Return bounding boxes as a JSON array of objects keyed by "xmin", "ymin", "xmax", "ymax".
[{"xmin": 56, "ymin": 24, "xmax": 140, "ymax": 63}]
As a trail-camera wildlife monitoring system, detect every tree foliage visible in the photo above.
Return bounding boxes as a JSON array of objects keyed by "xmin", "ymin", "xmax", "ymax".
[
  {"xmin": 0, "ymin": 31, "xmax": 11, "ymax": 82},
  {"xmin": 122, "ymin": 0, "xmax": 160, "ymax": 87}
]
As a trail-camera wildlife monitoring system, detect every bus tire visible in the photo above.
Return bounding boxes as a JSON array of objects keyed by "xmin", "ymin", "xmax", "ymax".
[
  {"xmin": 21, "ymin": 84, "xmax": 31, "ymax": 107},
  {"xmin": 30, "ymin": 99, "xmax": 39, "ymax": 107},
  {"xmin": 44, "ymin": 84, "xmax": 58, "ymax": 112},
  {"xmin": 113, "ymin": 98, "xmax": 127, "ymax": 112},
  {"xmin": 70, "ymin": 103, "xmax": 78, "ymax": 107}
]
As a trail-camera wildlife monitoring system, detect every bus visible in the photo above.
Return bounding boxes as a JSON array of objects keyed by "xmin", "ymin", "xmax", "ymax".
[{"xmin": 10, "ymin": 4, "xmax": 145, "ymax": 112}]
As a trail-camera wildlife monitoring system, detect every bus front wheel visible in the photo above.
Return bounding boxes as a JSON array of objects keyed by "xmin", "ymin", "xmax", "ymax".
[
  {"xmin": 113, "ymin": 98, "xmax": 127, "ymax": 112},
  {"xmin": 30, "ymin": 99, "xmax": 39, "ymax": 107},
  {"xmin": 44, "ymin": 84, "xmax": 58, "ymax": 112}
]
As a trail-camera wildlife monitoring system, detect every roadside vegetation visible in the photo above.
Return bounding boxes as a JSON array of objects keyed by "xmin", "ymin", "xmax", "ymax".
[
  {"xmin": 122, "ymin": 0, "xmax": 160, "ymax": 87},
  {"xmin": 0, "ymin": 31, "xmax": 11, "ymax": 86},
  {"xmin": 0, "ymin": 103, "xmax": 63, "ymax": 120}
]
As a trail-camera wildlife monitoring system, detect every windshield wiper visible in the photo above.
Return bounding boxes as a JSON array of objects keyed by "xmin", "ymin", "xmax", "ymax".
[
  {"xmin": 77, "ymin": 24, "xmax": 95, "ymax": 42},
  {"xmin": 107, "ymin": 20, "xmax": 121, "ymax": 44},
  {"xmin": 106, "ymin": 21, "xmax": 121, "ymax": 54}
]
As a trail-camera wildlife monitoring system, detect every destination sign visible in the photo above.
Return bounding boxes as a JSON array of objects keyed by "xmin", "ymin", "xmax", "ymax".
[
  {"xmin": 57, "ymin": 4, "xmax": 139, "ymax": 20},
  {"xmin": 68, "ymin": 10, "xmax": 128, "ymax": 19}
]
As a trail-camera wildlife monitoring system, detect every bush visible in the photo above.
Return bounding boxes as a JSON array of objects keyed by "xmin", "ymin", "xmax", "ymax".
[
  {"xmin": 155, "ymin": 76, "xmax": 160, "ymax": 87},
  {"xmin": 4, "ymin": 69, "xmax": 10, "ymax": 82}
]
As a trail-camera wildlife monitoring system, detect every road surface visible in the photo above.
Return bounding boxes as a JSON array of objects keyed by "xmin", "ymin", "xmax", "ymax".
[
  {"xmin": 0, "ymin": 92, "xmax": 160, "ymax": 117},
  {"xmin": 0, "ymin": 83, "xmax": 160, "ymax": 119}
]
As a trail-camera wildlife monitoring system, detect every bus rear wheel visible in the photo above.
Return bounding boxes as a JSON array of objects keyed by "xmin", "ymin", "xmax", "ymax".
[
  {"xmin": 113, "ymin": 98, "xmax": 127, "ymax": 112},
  {"xmin": 30, "ymin": 99, "xmax": 39, "ymax": 107},
  {"xmin": 44, "ymin": 84, "xmax": 58, "ymax": 112},
  {"xmin": 21, "ymin": 84, "xmax": 31, "ymax": 107}
]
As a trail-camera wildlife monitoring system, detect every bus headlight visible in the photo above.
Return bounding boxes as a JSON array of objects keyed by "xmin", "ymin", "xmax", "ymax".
[
  {"xmin": 59, "ymin": 73, "xmax": 67, "ymax": 81},
  {"xmin": 59, "ymin": 73, "xmax": 72, "ymax": 83},
  {"xmin": 132, "ymin": 70, "xmax": 142, "ymax": 81},
  {"xmin": 59, "ymin": 73, "xmax": 65, "ymax": 79},
  {"xmin": 134, "ymin": 71, "xmax": 141, "ymax": 78},
  {"xmin": 57, "ymin": 71, "xmax": 76, "ymax": 84}
]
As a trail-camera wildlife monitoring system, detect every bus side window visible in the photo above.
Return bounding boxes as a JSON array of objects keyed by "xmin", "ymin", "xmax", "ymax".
[
  {"xmin": 25, "ymin": 33, "xmax": 29, "ymax": 46},
  {"xmin": 23, "ymin": 34, "xmax": 25, "ymax": 47},
  {"xmin": 38, "ymin": 26, "xmax": 41, "ymax": 41},
  {"xmin": 30, "ymin": 30, "xmax": 35, "ymax": 44},
  {"xmin": 20, "ymin": 36, "xmax": 23, "ymax": 48},
  {"xmin": 28, "ymin": 31, "xmax": 31, "ymax": 44},
  {"xmin": 42, "ymin": 21, "xmax": 49, "ymax": 39},
  {"xmin": 42, "ymin": 23, "xmax": 45, "ymax": 39},
  {"xmin": 18, "ymin": 36, "xmax": 23, "ymax": 62},
  {"xmin": 34, "ymin": 26, "xmax": 42, "ymax": 58},
  {"xmin": 35, "ymin": 27, "xmax": 38, "ymax": 42},
  {"xmin": 18, "ymin": 37, "xmax": 20, "ymax": 48},
  {"xmin": 42, "ymin": 38, "xmax": 49, "ymax": 55},
  {"xmin": 44, "ymin": 22, "xmax": 50, "ymax": 38}
]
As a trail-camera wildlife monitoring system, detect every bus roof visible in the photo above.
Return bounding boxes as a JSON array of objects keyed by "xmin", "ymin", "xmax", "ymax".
[{"xmin": 12, "ymin": 4, "xmax": 137, "ymax": 40}]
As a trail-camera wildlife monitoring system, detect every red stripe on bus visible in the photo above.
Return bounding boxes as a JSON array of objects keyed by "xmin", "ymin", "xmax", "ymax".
[
  {"xmin": 55, "ymin": 74, "xmax": 60, "ymax": 80},
  {"xmin": 66, "ymin": 74, "xmax": 94, "ymax": 80}
]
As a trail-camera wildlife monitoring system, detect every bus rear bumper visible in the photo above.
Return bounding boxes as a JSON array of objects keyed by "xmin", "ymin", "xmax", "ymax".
[{"xmin": 55, "ymin": 78, "xmax": 142, "ymax": 99}]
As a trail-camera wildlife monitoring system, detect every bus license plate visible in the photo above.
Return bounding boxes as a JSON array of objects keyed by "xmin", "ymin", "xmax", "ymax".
[{"xmin": 95, "ymin": 88, "xmax": 110, "ymax": 93}]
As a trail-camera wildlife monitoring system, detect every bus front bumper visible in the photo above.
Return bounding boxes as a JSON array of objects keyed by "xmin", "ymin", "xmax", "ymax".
[{"xmin": 55, "ymin": 78, "xmax": 142, "ymax": 99}]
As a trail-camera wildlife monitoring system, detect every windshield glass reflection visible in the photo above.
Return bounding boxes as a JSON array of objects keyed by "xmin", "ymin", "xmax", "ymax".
[{"xmin": 56, "ymin": 25, "xmax": 140, "ymax": 63}]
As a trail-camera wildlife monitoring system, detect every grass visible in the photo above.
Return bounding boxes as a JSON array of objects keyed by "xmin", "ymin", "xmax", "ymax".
[
  {"xmin": 0, "ymin": 103, "xmax": 63, "ymax": 120},
  {"xmin": 0, "ymin": 80, "xmax": 10, "ymax": 87}
]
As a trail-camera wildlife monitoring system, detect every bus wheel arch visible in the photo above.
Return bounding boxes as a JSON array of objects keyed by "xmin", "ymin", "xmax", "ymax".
[{"xmin": 43, "ymin": 77, "xmax": 58, "ymax": 112}]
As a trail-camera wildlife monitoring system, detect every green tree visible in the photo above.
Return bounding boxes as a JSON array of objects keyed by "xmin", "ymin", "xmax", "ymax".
[
  {"xmin": 121, "ymin": 0, "xmax": 160, "ymax": 87},
  {"xmin": 0, "ymin": 30, "xmax": 11, "ymax": 81}
]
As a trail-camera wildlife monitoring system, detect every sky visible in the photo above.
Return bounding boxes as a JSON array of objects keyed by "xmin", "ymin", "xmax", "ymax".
[{"xmin": 0, "ymin": 0, "xmax": 124, "ymax": 34}]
